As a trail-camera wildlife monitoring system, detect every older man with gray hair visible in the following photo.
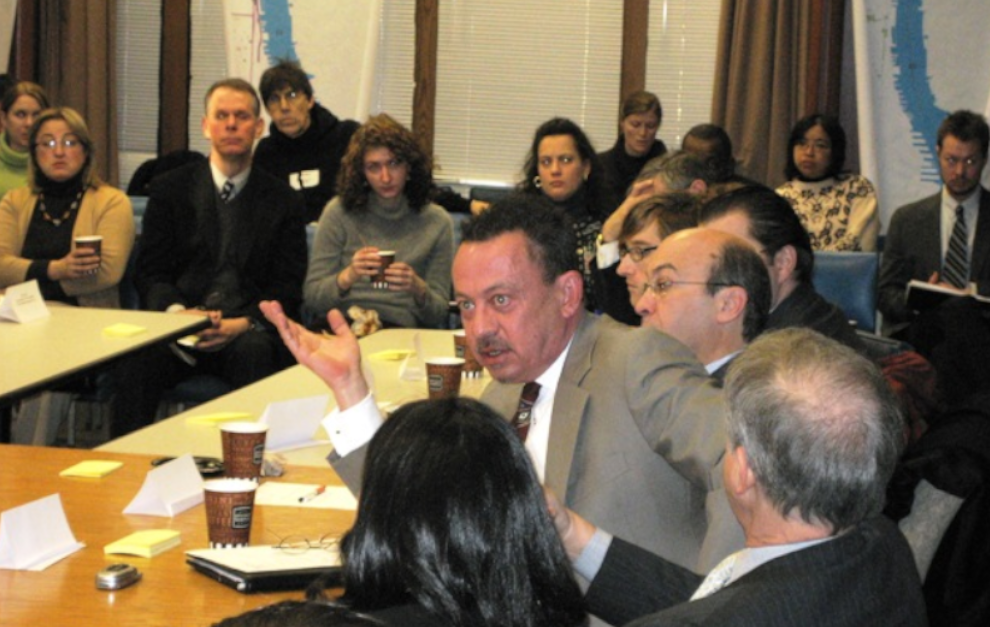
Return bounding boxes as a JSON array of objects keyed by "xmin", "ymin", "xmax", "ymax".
[{"xmin": 553, "ymin": 328, "xmax": 925, "ymax": 626}]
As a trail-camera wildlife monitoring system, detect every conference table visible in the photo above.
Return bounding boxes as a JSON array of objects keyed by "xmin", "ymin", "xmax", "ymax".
[
  {"xmin": 3, "ymin": 329, "xmax": 491, "ymax": 624},
  {"xmin": 0, "ymin": 444, "xmax": 348, "ymax": 626},
  {"xmin": 0, "ymin": 307, "xmax": 210, "ymax": 442},
  {"xmin": 99, "ymin": 329, "xmax": 491, "ymax": 466}
]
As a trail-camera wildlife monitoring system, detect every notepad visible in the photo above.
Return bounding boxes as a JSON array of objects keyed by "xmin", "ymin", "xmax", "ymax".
[
  {"xmin": 103, "ymin": 323, "xmax": 148, "ymax": 337},
  {"xmin": 59, "ymin": 460, "xmax": 124, "ymax": 478},
  {"xmin": 105, "ymin": 529, "xmax": 181, "ymax": 557},
  {"xmin": 185, "ymin": 412, "xmax": 254, "ymax": 426}
]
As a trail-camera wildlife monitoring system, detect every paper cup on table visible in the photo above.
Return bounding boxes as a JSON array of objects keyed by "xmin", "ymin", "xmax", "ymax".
[
  {"xmin": 220, "ymin": 422, "xmax": 268, "ymax": 481},
  {"xmin": 372, "ymin": 250, "xmax": 395, "ymax": 289},
  {"xmin": 74, "ymin": 235, "xmax": 102, "ymax": 274},
  {"xmin": 204, "ymin": 478, "xmax": 257, "ymax": 548},
  {"xmin": 426, "ymin": 357, "xmax": 465, "ymax": 400},
  {"xmin": 453, "ymin": 330, "xmax": 483, "ymax": 378}
]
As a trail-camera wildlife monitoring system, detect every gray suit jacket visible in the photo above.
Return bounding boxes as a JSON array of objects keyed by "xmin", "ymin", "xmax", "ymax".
[
  {"xmin": 481, "ymin": 313, "xmax": 740, "ymax": 574},
  {"xmin": 879, "ymin": 187, "xmax": 990, "ymax": 327},
  {"xmin": 586, "ymin": 517, "xmax": 926, "ymax": 627},
  {"xmin": 331, "ymin": 313, "xmax": 741, "ymax": 574}
]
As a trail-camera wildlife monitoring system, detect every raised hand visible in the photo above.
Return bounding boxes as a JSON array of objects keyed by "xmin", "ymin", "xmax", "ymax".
[{"xmin": 259, "ymin": 300, "xmax": 369, "ymax": 409}]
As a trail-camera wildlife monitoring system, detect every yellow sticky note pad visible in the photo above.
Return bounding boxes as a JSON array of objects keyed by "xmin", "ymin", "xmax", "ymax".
[
  {"xmin": 185, "ymin": 412, "xmax": 254, "ymax": 426},
  {"xmin": 369, "ymin": 349, "xmax": 413, "ymax": 361},
  {"xmin": 103, "ymin": 323, "xmax": 147, "ymax": 338},
  {"xmin": 105, "ymin": 529, "xmax": 181, "ymax": 558},
  {"xmin": 60, "ymin": 460, "xmax": 124, "ymax": 478}
]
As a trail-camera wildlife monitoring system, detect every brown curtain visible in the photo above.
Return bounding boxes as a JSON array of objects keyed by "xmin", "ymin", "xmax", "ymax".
[
  {"xmin": 711, "ymin": 0, "xmax": 814, "ymax": 188},
  {"xmin": 37, "ymin": 0, "xmax": 119, "ymax": 186}
]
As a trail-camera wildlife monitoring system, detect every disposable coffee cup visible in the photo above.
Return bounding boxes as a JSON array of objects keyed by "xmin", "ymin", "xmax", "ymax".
[
  {"xmin": 453, "ymin": 330, "xmax": 483, "ymax": 377},
  {"xmin": 203, "ymin": 478, "xmax": 257, "ymax": 548},
  {"xmin": 74, "ymin": 235, "xmax": 102, "ymax": 274},
  {"xmin": 426, "ymin": 357, "xmax": 465, "ymax": 400},
  {"xmin": 373, "ymin": 250, "xmax": 396, "ymax": 289},
  {"xmin": 220, "ymin": 422, "xmax": 268, "ymax": 482}
]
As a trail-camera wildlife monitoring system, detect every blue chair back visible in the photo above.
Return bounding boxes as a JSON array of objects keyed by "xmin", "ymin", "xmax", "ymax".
[{"xmin": 812, "ymin": 251, "xmax": 879, "ymax": 333}]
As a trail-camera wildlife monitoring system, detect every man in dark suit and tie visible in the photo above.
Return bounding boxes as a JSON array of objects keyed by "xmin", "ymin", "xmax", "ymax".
[
  {"xmin": 111, "ymin": 78, "xmax": 307, "ymax": 437},
  {"xmin": 261, "ymin": 194, "xmax": 742, "ymax": 589},
  {"xmin": 551, "ymin": 328, "xmax": 926, "ymax": 627},
  {"xmin": 879, "ymin": 110, "xmax": 990, "ymax": 399},
  {"xmin": 879, "ymin": 109, "xmax": 990, "ymax": 331},
  {"xmin": 699, "ymin": 187, "xmax": 865, "ymax": 353}
]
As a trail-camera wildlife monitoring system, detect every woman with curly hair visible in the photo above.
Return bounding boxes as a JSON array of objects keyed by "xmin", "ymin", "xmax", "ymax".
[
  {"xmin": 519, "ymin": 117, "xmax": 618, "ymax": 312},
  {"xmin": 303, "ymin": 113, "xmax": 453, "ymax": 329}
]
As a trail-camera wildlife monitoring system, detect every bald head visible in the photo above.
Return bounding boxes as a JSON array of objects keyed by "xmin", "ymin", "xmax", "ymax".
[{"xmin": 635, "ymin": 228, "xmax": 770, "ymax": 367}]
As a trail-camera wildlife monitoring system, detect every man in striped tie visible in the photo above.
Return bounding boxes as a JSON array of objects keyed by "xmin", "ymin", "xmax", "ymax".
[
  {"xmin": 878, "ymin": 110, "xmax": 990, "ymax": 400},
  {"xmin": 551, "ymin": 328, "xmax": 926, "ymax": 626},
  {"xmin": 879, "ymin": 110, "xmax": 990, "ymax": 334}
]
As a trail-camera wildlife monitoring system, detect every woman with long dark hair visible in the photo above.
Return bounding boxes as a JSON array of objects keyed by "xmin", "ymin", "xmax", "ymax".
[
  {"xmin": 519, "ymin": 117, "xmax": 617, "ymax": 312},
  {"xmin": 334, "ymin": 397, "xmax": 587, "ymax": 627}
]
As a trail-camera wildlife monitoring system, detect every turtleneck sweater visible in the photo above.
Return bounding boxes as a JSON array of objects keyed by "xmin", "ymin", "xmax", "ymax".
[
  {"xmin": 0, "ymin": 133, "xmax": 30, "ymax": 199},
  {"xmin": 304, "ymin": 193, "xmax": 454, "ymax": 328}
]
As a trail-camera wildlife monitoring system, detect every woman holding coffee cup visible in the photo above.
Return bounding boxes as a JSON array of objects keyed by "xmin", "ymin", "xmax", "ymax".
[
  {"xmin": 0, "ymin": 106, "xmax": 134, "ymax": 444},
  {"xmin": 0, "ymin": 82, "xmax": 50, "ymax": 199},
  {"xmin": 304, "ymin": 113, "xmax": 453, "ymax": 330}
]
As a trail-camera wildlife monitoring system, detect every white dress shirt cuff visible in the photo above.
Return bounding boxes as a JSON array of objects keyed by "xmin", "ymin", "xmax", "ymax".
[
  {"xmin": 321, "ymin": 393, "xmax": 382, "ymax": 457},
  {"xmin": 596, "ymin": 240, "xmax": 620, "ymax": 269},
  {"xmin": 573, "ymin": 528, "xmax": 614, "ymax": 582}
]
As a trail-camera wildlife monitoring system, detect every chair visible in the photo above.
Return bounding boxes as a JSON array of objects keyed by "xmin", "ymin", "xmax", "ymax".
[
  {"xmin": 468, "ymin": 185, "xmax": 513, "ymax": 205},
  {"xmin": 811, "ymin": 251, "xmax": 879, "ymax": 333},
  {"xmin": 157, "ymin": 374, "xmax": 232, "ymax": 418}
]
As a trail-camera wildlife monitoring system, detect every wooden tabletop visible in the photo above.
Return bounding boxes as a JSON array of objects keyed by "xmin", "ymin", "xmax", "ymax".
[{"xmin": 0, "ymin": 444, "xmax": 353, "ymax": 626}]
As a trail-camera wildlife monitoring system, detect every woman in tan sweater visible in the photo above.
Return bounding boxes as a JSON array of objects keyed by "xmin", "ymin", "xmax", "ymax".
[{"xmin": 0, "ymin": 107, "xmax": 134, "ymax": 444}]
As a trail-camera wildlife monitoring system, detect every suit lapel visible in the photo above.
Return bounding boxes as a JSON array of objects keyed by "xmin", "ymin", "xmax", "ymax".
[
  {"xmin": 231, "ymin": 172, "xmax": 262, "ymax": 268},
  {"xmin": 921, "ymin": 194, "xmax": 943, "ymax": 275},
  {"xmin": 971, "ymin": 186, "xmax": 990, "ymax": 279},
  {"xmin": 192, "ymin": 164, "xmax": 220, "ymax": 255},
  {"xmin": 544, "ymin": 313, "xmax": 595, "ymax": 500}
]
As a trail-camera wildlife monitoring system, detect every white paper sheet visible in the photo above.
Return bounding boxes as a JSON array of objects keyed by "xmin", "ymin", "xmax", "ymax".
[
  {"xmin": 123, "ymin": 454, "xmax": 204, "ymax": 517},
  {"xmin": 0, "ymin": 280, "xmax": 50, "ymax": 323},
  {"xmin": 259, "ymin": 394, "xmax": 331, "ymax": 451},
  {"xmin": 0, "ymin": 494, "xmax": 85, "ymax": 570},
  {"xmin": 254, "ymin": 482, "xmax": 357, "ymax": 511}
]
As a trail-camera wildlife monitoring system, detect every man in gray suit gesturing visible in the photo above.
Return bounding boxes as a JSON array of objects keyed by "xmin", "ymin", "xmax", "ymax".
[{"xmin": 261, "ymin": 193, "xmax": 740, "ymax": 583}]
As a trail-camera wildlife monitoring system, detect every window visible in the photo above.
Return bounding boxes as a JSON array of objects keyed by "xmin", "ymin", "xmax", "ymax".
[
  {"xmin": 376, "ymin": 1, "xmax": 623, "ymax": 185},
  {"xmin": 645, "ymin": 0, "xmax": 721, "ymax": 149},
  {"xmin": 116, "ymin": 0, "xmax": 162, "ymax": 191}
]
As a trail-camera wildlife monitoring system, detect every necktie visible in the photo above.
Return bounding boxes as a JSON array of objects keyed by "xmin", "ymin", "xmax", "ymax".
[
  {"xmin": 942, "ymin": 205, "xmax": 969, "ymax": 289},
  {"xmin": 511, "ymin": 382, "xmax": 541, "ymax": 441},
  {"xmin": 690, "ymin": 551, "xmax": 741, "ymax": 600},
  {"xmin": 220, "ymin": 180, "xmax": 235, "ymax": 203}
]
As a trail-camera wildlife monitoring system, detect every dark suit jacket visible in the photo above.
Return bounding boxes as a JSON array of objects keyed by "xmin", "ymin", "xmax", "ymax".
[
  {"xmin": 879, "ymin": 188, "xmax": 990, "ymax": 327},
  {"xmin": 136, "ymin": 161, "xmax": 308, "ymax": 322},
  {"xmin": 586, "ymin": 516, "xmax": 927, "ymax": 627}
]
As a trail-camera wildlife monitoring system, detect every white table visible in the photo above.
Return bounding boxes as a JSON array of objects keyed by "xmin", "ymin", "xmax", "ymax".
[
  {"xmin": 99, "ymin": 329, "xmax": 491, "ymax": 466},
  {"xmin": 0, "ymin": 307, "xmax": 209, "ymax": 441},
  {"xmin": 0, "ymin": 307, "xmax": 210, "ymax": 401}
]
